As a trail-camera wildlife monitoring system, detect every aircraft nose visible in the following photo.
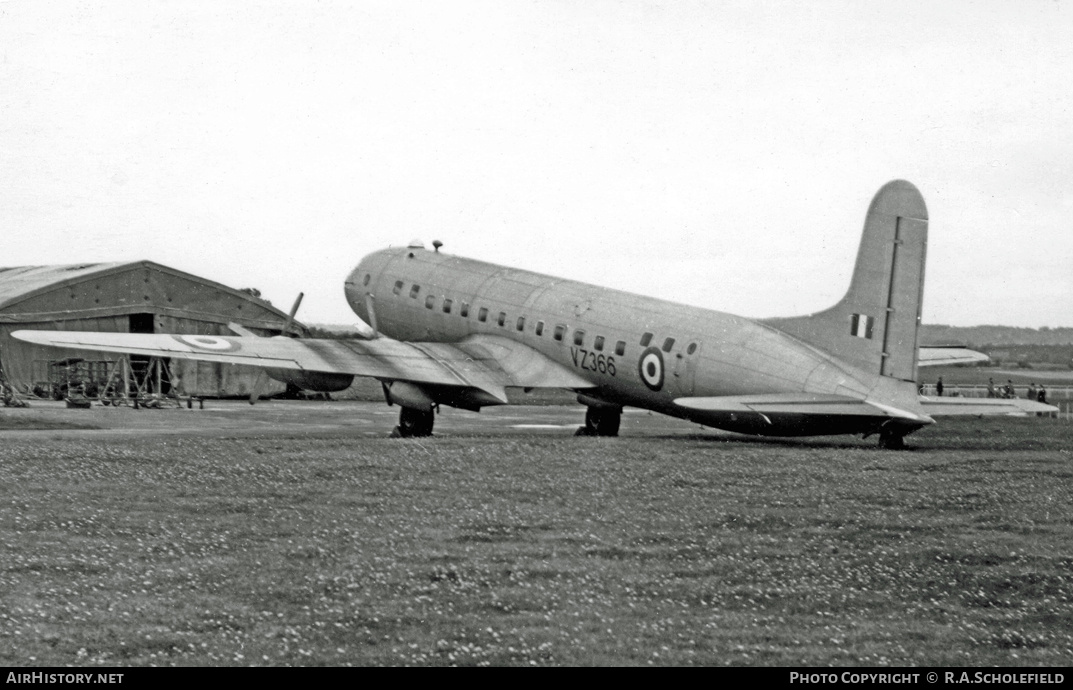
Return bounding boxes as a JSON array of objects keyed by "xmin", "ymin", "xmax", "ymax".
[{"xmin": 344, "ymin": 263, "xmax": 369, "ymax": 312}]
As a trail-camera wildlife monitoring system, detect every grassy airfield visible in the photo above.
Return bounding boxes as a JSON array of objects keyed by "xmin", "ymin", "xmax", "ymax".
[{"xmin": 1, "ymin": 402, "xmax": 1072, "ymax": 666}]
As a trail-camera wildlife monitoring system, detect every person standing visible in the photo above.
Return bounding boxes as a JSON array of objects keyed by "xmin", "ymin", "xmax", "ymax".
[
  {"xmin": 1038, "ymin": 384, "xmax": 1047, "ymax": 405},
  {"xmin": 936, "ymin": 377, "xmax": 944, "ymax": 397},
  {"xmin": 1028, "ymin": 383, "xmax": 1038, "ymax": 401},
  {"xmin": 987, "ymin": 378, "xmax": 996, "ymax": 398}
]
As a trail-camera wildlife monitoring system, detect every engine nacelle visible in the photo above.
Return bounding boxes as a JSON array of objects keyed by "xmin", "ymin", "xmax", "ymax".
[{"xmin": 264, "ymin": 368, "xmax": 354, "ymax": 392}]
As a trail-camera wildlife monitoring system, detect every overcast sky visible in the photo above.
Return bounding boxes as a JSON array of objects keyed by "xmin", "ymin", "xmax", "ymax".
[{"xmin": 2, "ymin": 0, "xmax": 1070, "ymax": 328}]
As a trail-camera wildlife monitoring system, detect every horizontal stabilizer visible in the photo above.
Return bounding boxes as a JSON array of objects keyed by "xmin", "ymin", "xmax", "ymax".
[
  {"xmin": 918, "ymin": 346, "xmax": 989, "ymax": 367},
  {"xmin": 919, "ymin": 396, "xmax": 1058, "ymax": 416},
  {"xmin": 674, "ymin": 392, "xmax": 932, "ymax": 423}
]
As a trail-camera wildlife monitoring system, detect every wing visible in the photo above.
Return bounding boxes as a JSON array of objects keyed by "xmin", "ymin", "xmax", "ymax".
[
  {"xmin": 11, "ymin": 330, "xmax": 594, "ymax": 404},
  {"xmin": 918, "ymin": 346, "xmax": 989, "ymax": 367},
  {"xmin": 918, "ymin": 396, "xmax": 1058, "ymax": 416}
]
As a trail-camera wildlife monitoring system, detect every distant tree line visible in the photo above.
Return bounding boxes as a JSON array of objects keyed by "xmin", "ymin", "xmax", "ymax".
[
  {"xmin": 921, "ymin": 324, "xmax": 1073, "ymax": 347},
  {"xmin": 979, "ymin": 344, "xmax": 1073, "ymax": 369}
]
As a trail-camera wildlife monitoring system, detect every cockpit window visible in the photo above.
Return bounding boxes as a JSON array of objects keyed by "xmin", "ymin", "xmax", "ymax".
[
  {"xmin": 409, "ymin": 284, "xmax": 421, "ymax": 299},
  {"xmin": 640, "ymin": 332, "xmax": 653, "ymax": 347},
  {"xmin": 393, "ymin": 280, "xmax": 403, "ymax": 295}
]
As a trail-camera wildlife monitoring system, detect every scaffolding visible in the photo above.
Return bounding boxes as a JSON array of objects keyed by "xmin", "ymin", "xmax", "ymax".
[
  {"xmin": 96, "ymin": 356, "xmax": 184, "ymax": 408},
  {"xmin": 29, "ymin": 355, "xmax": 187, "ymax": 408}
]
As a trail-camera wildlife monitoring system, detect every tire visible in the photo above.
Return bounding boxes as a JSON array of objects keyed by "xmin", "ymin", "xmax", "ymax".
[{"xmin": 398, "ymin": 407, "xmax": 434, "ymax": 437}]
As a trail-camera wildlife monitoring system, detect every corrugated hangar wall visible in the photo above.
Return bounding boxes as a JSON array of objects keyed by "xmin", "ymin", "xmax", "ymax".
[{"xmin": 0, "ymin": 261, "xmax": 304, "ymax": 397}]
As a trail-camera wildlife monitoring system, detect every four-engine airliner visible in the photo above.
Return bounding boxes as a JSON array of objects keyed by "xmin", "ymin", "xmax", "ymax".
[{"xmin": 13, "ymin": 180, "xmax": 1055, "ymax": 448}]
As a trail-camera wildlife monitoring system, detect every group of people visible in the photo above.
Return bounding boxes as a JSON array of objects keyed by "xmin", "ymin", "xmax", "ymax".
[
  {"xmin": 925, "ymin": 376, "xmax": 1050, "ymax": 404},
  {"xmin": 985, "ymin": 377, "xmax": 1048, "ymax": 403}
]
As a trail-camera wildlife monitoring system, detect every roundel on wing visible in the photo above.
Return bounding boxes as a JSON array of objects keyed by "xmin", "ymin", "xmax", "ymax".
[
  {"xmin": 638, "ymin": 346, "xmax": 664, "ymax": 391},
  {"xmin": 172, "ymin": 335, "xmax": 241, "ymax": 352}
]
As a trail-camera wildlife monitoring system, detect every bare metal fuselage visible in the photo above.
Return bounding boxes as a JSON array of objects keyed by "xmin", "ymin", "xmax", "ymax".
[{"xmin": 347, "ymin": 246, "xmax": 924, "ymax": 437}]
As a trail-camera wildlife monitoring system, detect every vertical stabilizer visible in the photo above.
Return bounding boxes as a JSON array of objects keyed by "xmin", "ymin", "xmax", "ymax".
[{"xmin": 763, "ymin": 180, "xmax": 928, "ymax": 382}]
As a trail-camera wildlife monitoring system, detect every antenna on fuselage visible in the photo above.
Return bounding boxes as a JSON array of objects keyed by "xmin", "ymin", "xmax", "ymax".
[{"xmin": 432, "ymin": 240, "xmax": 442, "ymax": 252}]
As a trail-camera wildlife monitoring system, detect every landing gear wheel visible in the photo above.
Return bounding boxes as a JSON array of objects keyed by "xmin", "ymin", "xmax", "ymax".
[
  {"xmin": 392, "ymin": 406, "xmax": 435, "ymax": 438},
  {"xmin": 575, "ymin": 406, "xmax": 622, "ymax": 437},
  {"xmin": 878, "ymin": 428, "xmax": 907, "ymax": 450}
]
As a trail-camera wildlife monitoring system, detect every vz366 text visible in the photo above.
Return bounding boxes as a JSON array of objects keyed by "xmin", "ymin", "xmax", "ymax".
[{"xmin": 570, "ymin": 348, "xmax": 616, "ymax": 376}]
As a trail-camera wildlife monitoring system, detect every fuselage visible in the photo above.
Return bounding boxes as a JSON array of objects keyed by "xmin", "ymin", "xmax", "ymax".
[{"xmin": 345, "ymin": 244, "xmax": 923, "ymax": 436}]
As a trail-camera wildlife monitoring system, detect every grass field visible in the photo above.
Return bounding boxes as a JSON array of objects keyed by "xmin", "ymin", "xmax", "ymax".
[{"xmin": 2, "ymin": 408, "xmax": 1072, "ymax": 666}]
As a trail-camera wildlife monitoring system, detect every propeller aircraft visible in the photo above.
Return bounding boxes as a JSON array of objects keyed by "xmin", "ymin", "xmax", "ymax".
[{"xmin": 14, "ymin": 180, "xmax": 1055, "ymax": 448}]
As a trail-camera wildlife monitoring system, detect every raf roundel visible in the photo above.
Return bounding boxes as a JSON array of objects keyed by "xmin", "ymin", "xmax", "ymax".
[
  {"xmin": 172, "ymin": 335, "xmax": 241, "ymax": 352},
  {"xmin": 638, "ymin": 346, "xmax": 664, "ymax": 391}
]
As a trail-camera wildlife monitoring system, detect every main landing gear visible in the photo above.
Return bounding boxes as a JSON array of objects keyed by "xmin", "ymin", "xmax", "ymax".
[
  {"xmin": 575, "ymin": 405, "xmax": 622, "ymax": 437},
  {"xmin": 878, "ymin": 427, "xmax": 907, "ymax": 450},
  {"xmin": 391, "ymin": 406, "xmax": 435, "ymax": 438}
]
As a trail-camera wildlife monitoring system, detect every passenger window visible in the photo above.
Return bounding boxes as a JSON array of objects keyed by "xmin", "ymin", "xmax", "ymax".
[
  {"xmin": 535, "ymin": 321, "xmax": 544, "ymax": 336},
  {"xmin": 516, "ymin": 317, "xmax": 525, "ymax": 331},
  {"xmin": 594, "ymin": 336, "xmax": 605, "ymax": 351},
  {"xmin": 409, "ymin": 285, "xmax": 421, "ymax": 299},
  {"xmin": 393, "ymin": 280, "xmax": 403, "ymax": 295},
  {"xmin": 615, "ymin": 341, "xmax": 626, "ymax": 356},
  {"xmin": 573, "ymin": 330, "xmax": 585, "ymax": 346},
  {"xmin": 640, "ymin": 332, "xmax": 653, "ymax": 347},
  {"xmin": 687, "ymin": 342, "xmax": 697, "ymax": 355},
  {"xmin": 553, "ymin": 325, "xmax": 566, "ymax": 342},
  {"xmin": 425, "ymin": 295, "xmax": 435, "ymax": 309},
  {"xmin": 478, "ymin": 307, "xmax": 488, "ymax": 323},
  {"xmin": 662, "ymin": 337, "xmax": 675, "ymax": 352},
  {"xmin": 460, "ymin": 302, "xmax": 469, "ymax": 317},
  {"xmin": 442, "ymin": 298, "xmax": 453, "ymax": 314},
  {"xmin": 497, "ymin": 312, "xmax": 506, "ymax": 327}
]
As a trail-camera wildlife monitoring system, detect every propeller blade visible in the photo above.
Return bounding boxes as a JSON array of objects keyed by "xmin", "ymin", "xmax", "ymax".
[
  {"xmin": 227, "ymin": 322, "xmax": 257, "ymax": 338},
  {"xmin": 248, "ymin": 370, "xmax": 268, "ymax": 405},
  {"xmin": 364, "ymin": 293, "xmax": 380, "ymax": 339},
  {"xmin": 281, "ymin": 292, "xmax": 304, "ymax": 337}
]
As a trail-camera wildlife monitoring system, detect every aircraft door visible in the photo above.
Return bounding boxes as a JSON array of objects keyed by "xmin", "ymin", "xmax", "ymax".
[{"xmin": 672, "ymin": 341, "xmax": 701, "ymax": 397}]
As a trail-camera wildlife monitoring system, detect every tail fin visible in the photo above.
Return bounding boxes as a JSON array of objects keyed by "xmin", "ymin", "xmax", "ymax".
[{"xmin": 763, "ymin": 180, "xmax": 928, "ymax": 382}]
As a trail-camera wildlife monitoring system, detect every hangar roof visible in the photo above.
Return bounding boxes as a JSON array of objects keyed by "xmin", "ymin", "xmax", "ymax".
[
  {"xmin": 0, "ymin": 260, "xmax": 298, "ymax": 329},
  {"xmin": 0, "ymin": 263, "xmax": 128, "ymax": 309}
]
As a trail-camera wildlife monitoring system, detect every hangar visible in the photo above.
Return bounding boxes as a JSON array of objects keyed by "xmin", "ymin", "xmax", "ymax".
[{"xmin": 0, "ymin": 261, "xmax": 305, "ymax": 398}]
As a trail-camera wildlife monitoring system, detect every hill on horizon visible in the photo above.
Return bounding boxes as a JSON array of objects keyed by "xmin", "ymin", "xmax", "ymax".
[{"xmin": 306, "ymin": 323, "xmax": 1073, "ymax": 347}]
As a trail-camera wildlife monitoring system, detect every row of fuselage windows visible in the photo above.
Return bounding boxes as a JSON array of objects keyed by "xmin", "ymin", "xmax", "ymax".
[{"xmin": 389, "ymin": 278, "xmax": 698, "ymax": 358}]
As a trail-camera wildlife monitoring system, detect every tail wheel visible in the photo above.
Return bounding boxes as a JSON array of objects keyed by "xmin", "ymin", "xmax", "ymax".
[{"xmin": 395, "ymin": 406, "xmax": 434, "ymax": 438}]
